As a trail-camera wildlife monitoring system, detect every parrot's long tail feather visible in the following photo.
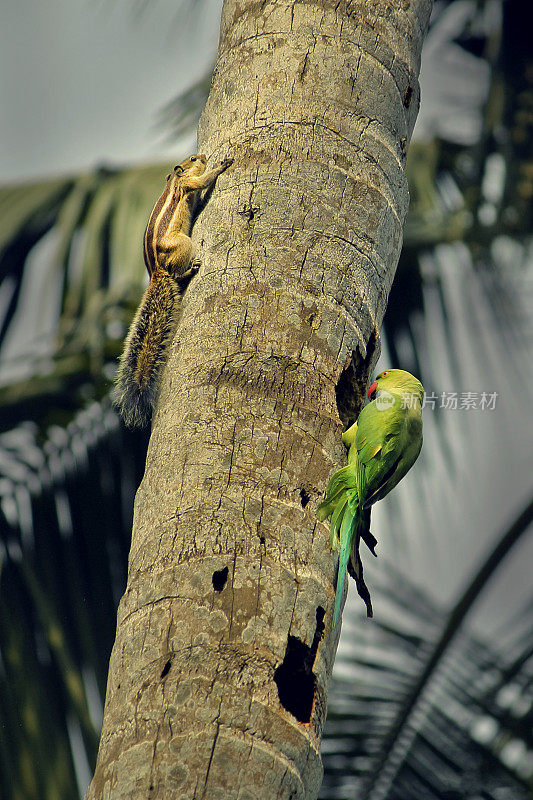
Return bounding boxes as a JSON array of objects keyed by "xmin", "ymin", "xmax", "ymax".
[
  {"xmin": 319, "ymin": 462, "xmax": 376, "ymax": 624},
  {"xmin": 333, "ymin": 506, "xmax": 357, "ymax": 628}
]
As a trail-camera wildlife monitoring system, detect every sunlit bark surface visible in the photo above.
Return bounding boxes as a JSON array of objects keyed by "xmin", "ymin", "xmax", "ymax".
[{"xmin": 87, "ymin": 0, "xmax": 431, "ymax": 797}]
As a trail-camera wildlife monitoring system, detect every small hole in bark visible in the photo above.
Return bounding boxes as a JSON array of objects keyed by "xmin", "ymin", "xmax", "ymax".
[
  {"xmin": 403, "ymin": 85, "xmax": 413, "ymax": 107},
  {"xmin": 212, "ymin": 566, "xmax": 229, "ymax": 592},
  {"xmin": 299, "ymin": 488, "xmax": 310, "ymax": 508},
  {"xmin": 259, "ymin": 536, "xmax": 266, "ymax": 545},
  {"xmin": 160, "ymin": 659, "xmax": 171, "ymax": 679}
]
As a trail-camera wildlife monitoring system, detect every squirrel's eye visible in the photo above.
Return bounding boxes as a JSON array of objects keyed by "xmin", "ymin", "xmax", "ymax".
[{"xmin": 190, "ymin": 156, "xmax": 196, "ymax": 162}]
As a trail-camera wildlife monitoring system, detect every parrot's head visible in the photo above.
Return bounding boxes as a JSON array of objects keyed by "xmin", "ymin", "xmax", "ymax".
[{"xmin": 367, "ymin": 368, "xmax": 424, "ymax": 402}]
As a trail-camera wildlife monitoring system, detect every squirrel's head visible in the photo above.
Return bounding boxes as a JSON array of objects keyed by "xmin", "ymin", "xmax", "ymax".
[{"xmin": 171, "ymin": 154, "xmax": 207, "ymax": 179}]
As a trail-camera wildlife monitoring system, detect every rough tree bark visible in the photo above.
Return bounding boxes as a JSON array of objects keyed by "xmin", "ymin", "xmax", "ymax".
[{"xmin": 87, "ymin": 0, "xmax": 432, "ymax": 797}]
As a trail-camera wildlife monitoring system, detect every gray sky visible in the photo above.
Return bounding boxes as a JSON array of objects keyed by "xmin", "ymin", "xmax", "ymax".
[
  {"xmin": 0, "ymin": 0, "xmax": 223, "ymax": 183},
  {"xmin": 0, "ymin": 0, "xmax": 490, "ymax": 184}
]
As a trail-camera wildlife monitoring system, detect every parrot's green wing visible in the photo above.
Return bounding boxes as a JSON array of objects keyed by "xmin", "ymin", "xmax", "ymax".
[
  {"xmin": 355, "ymin": 401, "xmax": 408, "ymax": 506},
  {"xmin": 355, "ymin": 402, "xmax": 403, "ymax": 463},
  {"xmin": 362, "ymin": 454, "xmax": 407, "ymax": 507}
]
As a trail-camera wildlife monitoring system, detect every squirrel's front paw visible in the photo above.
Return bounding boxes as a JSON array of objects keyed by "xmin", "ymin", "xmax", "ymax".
[{"xmin": 176, "ymin": 263, "xmax": 199, "ymax": 290}]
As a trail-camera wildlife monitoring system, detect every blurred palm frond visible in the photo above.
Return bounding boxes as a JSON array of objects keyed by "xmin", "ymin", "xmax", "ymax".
[
  {"xmin": 0, "ymin": 164, "xmax": 172, "ymax": 428},
  {"xmin": 0, "ymin": 406, "xmax": 148, "ymax": 800},
  {"xmin": 322, "ymin": 564, "xmax": 533, "ymax": 800},
  {"xmin": 157, "ymin": 71, "xmax": 213, "ymax": 142}
]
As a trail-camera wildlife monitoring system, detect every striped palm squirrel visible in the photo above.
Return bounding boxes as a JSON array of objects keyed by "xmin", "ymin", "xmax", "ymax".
[{"xmin": 113, "ymin": 153, "xmax": 233, "ymax": 428}]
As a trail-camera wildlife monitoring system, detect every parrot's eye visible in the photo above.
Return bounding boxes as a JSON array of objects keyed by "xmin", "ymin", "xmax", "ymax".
[{"xmin": 381, "ymin": 370, "xmax": 389, "ymax": 377}]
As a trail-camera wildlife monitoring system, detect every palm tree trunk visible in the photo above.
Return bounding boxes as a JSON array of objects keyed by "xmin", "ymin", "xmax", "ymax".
[{"xmin": 86, "ymin": 0, "xmax": 432, "ymax": 798}]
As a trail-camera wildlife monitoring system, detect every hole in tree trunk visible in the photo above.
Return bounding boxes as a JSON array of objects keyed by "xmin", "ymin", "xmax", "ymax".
[
  {"xmin": 335, "ymin": 331, "xmax": 378, "ymax": 427},
  {"xmin": 299, "ymin": 488, "xmax": 310, "ymax": 507},
  {"xmin": 212, "ymin": 566, "xmax": 229, "ymax": 592},
  {"xmin": 274, "ymin": 607, "xmax": 325, "ymax": 723}
]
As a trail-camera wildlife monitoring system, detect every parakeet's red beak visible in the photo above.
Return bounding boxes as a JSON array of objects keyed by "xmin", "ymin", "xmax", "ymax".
[{"xmin": 367, "ymin": 380, "xmax": 378, "ymax": 399}]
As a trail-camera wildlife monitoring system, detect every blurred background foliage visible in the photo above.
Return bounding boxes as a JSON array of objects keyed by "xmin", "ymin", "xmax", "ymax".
[{"xmin": 0, "ymin": 0, "xmax": 532, "ymax": 798}]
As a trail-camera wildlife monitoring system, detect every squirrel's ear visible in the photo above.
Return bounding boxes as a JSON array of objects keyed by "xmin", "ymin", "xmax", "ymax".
[{"xmin": 174, "ymin": 165, "xmax": 184, "ymax": 174}]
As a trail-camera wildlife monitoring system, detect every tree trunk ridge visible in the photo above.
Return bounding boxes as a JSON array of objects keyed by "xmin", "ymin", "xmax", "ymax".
[{"xmin": 86, "ymin": 0, "xmax": 431, "ymax": 797}]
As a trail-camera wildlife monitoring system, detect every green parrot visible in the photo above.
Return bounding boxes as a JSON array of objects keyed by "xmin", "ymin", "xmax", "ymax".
[{"xmin": 317, "ymin": 368, "xmax": 424, "ymax": 627}]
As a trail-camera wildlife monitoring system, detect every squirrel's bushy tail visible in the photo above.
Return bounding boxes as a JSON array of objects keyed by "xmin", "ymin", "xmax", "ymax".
[{"xmin": 113, "ymin": 270, "xmax": 179, "ymax": 428}]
